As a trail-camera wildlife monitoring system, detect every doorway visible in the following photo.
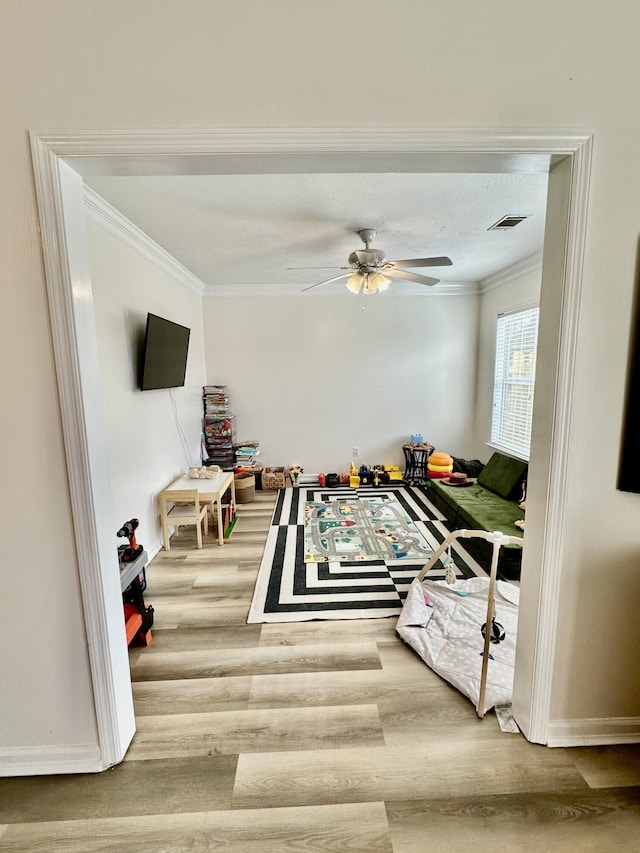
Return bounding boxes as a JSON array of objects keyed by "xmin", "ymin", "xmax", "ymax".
[{"xmin": 30, "ymin": 129, "xmax": 592, "ymax": 768}]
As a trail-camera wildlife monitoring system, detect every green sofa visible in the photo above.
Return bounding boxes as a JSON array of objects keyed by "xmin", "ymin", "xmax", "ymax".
[{"xmin": 427, "ymin": 451, "xmax": 526, "ymax": 580}]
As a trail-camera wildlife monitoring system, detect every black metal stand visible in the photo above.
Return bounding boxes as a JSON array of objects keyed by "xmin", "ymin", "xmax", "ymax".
[{"xmin": 403, "ymin": 444, "xmax": 433, "ymax": 484}]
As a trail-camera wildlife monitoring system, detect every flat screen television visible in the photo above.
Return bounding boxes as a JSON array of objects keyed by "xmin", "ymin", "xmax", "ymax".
[{"xmin": 140, "ymin": 313, "xmax": 190, "ymax": 390}]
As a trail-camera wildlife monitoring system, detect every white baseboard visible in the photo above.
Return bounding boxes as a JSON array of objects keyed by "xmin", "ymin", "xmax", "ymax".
[
  {"xmin": 546, "ymin": 716, "xmax": 640, "ymax": 747},
  {"xmin": 0, "ymin": 744, "xmax": 104, "ymax": 777},
  {"xmin": 146, "ymin": 538, "xmax": 163, "ymax": 562}
]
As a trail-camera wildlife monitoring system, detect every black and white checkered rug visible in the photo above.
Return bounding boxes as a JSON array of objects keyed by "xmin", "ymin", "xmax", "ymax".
[{"xmin": 247, "ymin": 484, "xmax": 487, "ymax": 623}]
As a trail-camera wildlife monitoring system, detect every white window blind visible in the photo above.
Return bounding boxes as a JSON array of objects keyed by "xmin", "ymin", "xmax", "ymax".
[{"xmin": 491, "ymin": 305, "xmax": 540, "ymax": 460}]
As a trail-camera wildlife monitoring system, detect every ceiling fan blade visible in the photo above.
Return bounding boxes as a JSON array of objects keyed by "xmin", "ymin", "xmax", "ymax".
[
  {"xmin": 391, "ymin": 269, "xmax": 440, "ymax": 287},
  {"xmin": 286, "ymin": 266, "xmax": 349, "ymax": 270},
  {"xmin": 392, "ymin": 256, "xmax": 452, "ymax": 269},
  {"xmin": 301, "ymin": 273, "xmax": 351, "ymax": 292}
]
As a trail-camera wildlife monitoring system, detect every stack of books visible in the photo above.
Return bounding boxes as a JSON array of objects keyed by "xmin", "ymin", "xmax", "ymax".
[
  {"xmin": 203, "ymin": 385, "xmax": 231, "ymax": 417},
  {"xmin": 234, "ymin": 441, "xmax": 261, "ymax": 469}
]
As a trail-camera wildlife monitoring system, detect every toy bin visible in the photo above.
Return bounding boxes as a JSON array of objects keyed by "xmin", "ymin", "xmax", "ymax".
[
  {"xmin": 234, "ymin": 471, "xmax": 256, "ymax": 503},
  {"xmin": 261, "ymin": 467, "xmax": 286, "ymax": 490}
]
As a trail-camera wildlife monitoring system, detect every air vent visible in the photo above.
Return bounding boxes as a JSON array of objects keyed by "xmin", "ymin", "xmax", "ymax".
[{"xmin": 488, "ymin": 215, "xmax": 530, "ymax": 231}]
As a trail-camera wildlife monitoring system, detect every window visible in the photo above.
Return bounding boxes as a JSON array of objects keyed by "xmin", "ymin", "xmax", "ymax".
[{"xmin": 491, "ymin": 305, "xmax": 540, "ymax": 460}]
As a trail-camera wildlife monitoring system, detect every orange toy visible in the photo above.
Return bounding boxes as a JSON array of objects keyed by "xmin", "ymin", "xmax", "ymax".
[{"xmin": 428, "ymin": 450, "xmax": 453, "ymax": 479}]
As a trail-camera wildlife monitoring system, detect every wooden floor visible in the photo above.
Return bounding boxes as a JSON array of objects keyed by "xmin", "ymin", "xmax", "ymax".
[{"xmin": 2, "ymin": 490, "xmax": 640, "ymax": 851}]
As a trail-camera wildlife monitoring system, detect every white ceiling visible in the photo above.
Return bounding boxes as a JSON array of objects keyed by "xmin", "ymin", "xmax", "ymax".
[{"xmin": 86, "ymin": 169, "xmax": 550, "ymax": 296}]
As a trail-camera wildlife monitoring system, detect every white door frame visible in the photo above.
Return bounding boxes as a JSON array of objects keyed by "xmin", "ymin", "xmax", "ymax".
[{"xmin": 30, "ymin": 128, "xmax": 592, "ymax": 767}]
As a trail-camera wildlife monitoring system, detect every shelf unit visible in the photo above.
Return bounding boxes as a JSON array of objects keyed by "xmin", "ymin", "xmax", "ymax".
[{"xmin": 202, "ymin": 385, "xmax": 236, "ymax": 469}]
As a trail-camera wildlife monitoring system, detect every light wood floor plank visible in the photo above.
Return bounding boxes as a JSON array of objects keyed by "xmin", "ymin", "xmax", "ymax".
[
  {"xmin": 147, "ymin": 580, "xmax": 257, "ymax": 605},
  {"xmin": 129, "ymin": 641, "xmax": 383, "ymax": 682},
  {"xmin": 248, "ymin": 667, "xmax": 417, "ymax": 709},
  {"xmin": 0, "ymin": 756, "xmax": 237, "ymax": 823},
  {"xmin": 0, "ymin": 802, "xmax": 392, "ymax": 853},
  {"xmin": 259, "ymin": 617, "xmax": 398, "ymax": 647},
  {"xmin": 139, "ymin": 624, "xmax": 262, "ymax": 655},
  {"xmin": 132, "ymin": 675, "xmax": 252, "ymax": 716},
  {"xmin": 125, "ymin": 704, "xmax": 384, "ymax": 760},
  {"xmin": 190, "ymin": 566, "xmax": 260, "ymax": 585},
  {"xmin": 148, "ymin": 602, "xmax": 251, "ymax": 628},
  {"xmin": 570, "ymin": 744, "xmax": 640, "ymax": 788},
  {"xmin": 233, "ymin": 740, "xmax": 588, "ymax": 809},
  {"xmin": 386, "ymin": 788, "xmax": 640, "ymax": 853}
]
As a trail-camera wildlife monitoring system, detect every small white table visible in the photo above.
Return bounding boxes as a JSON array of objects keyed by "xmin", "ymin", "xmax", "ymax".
[{"xmin": 160, "ymin": 471, "xmax": 235, "ymax": 548}]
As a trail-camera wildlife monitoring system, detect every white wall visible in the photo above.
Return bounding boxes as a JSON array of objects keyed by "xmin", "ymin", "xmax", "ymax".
[
  {"xmin": 474, "ymin": 260, "xmax": 543, "ymax": 458},
  {"xmin": 203, "ymin": 294, "xmax": 479, "ymax": 473},
  {"xmin": 87, "ymin": 217, "xmax": 207, "ymax": 557},
  {"xmin": 2, "ymin": 0, "xmax": 640, "ymax": 767}
]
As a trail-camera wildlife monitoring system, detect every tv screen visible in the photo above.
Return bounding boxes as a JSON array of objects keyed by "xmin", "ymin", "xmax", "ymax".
[{"xmin": 140, "ymin": 313, "xmax": 190, "ymax": 390}]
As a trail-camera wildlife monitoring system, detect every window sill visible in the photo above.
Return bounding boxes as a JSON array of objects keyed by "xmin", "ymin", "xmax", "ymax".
[{"xmin": 485, "ymin": 442, "xmax": 529, "ymax": 463}]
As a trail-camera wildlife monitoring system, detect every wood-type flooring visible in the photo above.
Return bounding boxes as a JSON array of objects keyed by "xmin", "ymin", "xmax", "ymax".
[{"xmin": 2, "ymin": 490, "xmax": 640, "ymax": 851}]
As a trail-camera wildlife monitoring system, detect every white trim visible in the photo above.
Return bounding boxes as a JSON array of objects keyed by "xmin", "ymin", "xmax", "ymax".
[
  {"xmin": 33, "ymin": 127, "xmax": 587, "ymax": 158},
  {"xmin": 546, "ymin": 717, "xmax": 640, "ymax": 747},
  {"xmin": 83, "ymin": 186, "xmax": 206, "ymax": 296},
  {"xmin": 480, "ymin": 251, "xmax": 543, "ymax": 293},
  {"xmin": 28, "ymin": 128, "xmax": 592, "ymax": 769},
  {"xmin": 524, "ymin": 139, "xmax": 592, "ymax": 744},
  {"xmin": 485, "ymin": 442, "xmax": 529, "ymax": 463},
  {"xmin": 30, "ymin": 137, "xmax": 136, "ymax": 772},
  {"xmin": 0, "ymin": 745, "xmax": 103, "ymax": 778},
  {"xmin": 497, "ymin": 298, "xmax": 541, "ymax": 319}
]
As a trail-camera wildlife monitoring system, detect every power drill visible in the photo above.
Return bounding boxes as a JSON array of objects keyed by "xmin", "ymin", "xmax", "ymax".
[{"xmin": 117, "ymin": 518, "xmax": 144, "ymax": 563}]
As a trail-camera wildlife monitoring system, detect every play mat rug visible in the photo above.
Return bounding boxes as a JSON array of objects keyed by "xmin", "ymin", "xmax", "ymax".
[
  {"xmin": 303, "ymin": 497, "xmax": 431, "ymax": 562},
  {"xmin": 247, "ymin": 484, "xmax": 486, "ymax": 624}
]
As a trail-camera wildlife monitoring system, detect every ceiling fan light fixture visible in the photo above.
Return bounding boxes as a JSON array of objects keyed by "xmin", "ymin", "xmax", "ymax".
[
  {"xmin": 373, "ymin": 273, "xmax": 391, "ymax": 292},
  {"xmin": 365, "ymin": 272, "xmax": 391, "ymax": 294},
  {"xmin": 346, "ymin": 273, "xmax": 363, "ymax": 294},
  {"xmin": 346, "ymin": 271, "xmax": 391, "ymax": 295}
]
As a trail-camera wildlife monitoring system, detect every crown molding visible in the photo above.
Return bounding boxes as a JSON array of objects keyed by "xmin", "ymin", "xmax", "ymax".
[
  {"xmin": 203, "ymin": 281, "xmax": 478, "ymax": 298},
  {"xmin": 479, "ymin": 252, "xmax": 543, "ymax": 293},
  {"xmin": 83, "ymin": 186, "xmax": 206, "ymax": 296}
]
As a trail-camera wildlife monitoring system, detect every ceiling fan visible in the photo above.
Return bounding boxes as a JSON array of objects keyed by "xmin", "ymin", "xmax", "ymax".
[{"xmin": 294, "ymin": 229, "xmax": 453, "ymax": 294}]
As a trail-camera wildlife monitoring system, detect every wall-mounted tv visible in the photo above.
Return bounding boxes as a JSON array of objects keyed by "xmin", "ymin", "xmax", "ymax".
[{"xmin": 140, "ymin": 313, "xmax": 191, "ymax": 390}]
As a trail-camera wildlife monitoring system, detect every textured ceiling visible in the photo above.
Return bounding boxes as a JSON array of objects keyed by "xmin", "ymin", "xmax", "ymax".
[{"xmin": 86, "ymin": 170, "xmax": 549, "ymax": 296}]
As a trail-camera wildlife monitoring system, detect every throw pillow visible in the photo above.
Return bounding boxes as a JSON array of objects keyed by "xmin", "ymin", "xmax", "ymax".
[{"xmin": 477, "ymin": 452, "xmax": 528, "ymax": 500}]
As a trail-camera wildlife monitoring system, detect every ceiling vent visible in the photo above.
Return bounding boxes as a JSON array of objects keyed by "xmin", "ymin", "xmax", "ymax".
[{"xmin": 488, "ymin": 215, "xmax": 530, "ymax": 231}]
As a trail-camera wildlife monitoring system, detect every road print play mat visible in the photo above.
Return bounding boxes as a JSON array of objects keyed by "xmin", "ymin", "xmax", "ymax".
[{"xmin": 304, "ymin": 497, "xmax": 432, "ymax": 562}]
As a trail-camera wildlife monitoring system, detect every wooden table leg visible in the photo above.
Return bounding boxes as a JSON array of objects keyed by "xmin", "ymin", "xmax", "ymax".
[
  {"xmin": 216, "ymin": 497, "xmax": 224, "ymax": 545},
  {"xmin": 161, "ymin": 495, "xmax": 171, "ymax": 550}
]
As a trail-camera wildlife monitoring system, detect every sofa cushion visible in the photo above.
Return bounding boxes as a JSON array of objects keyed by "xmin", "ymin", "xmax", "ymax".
[
  {"xmin": 429, "ymin": 482, "xmax": 524, "ymax": 548},
  {"xmin": 476, "ymin": 452, "xmax": 527, "ymax": 500}
]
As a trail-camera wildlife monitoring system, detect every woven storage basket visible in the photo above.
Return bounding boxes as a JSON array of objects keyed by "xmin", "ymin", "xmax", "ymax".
[
  {"xmin": 234, "ymin": 471, "xmax": 255, "ymax": 503},
  {"xmin": 262, "ymin": 466, "xmax": 286, "ymax": 490}
]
